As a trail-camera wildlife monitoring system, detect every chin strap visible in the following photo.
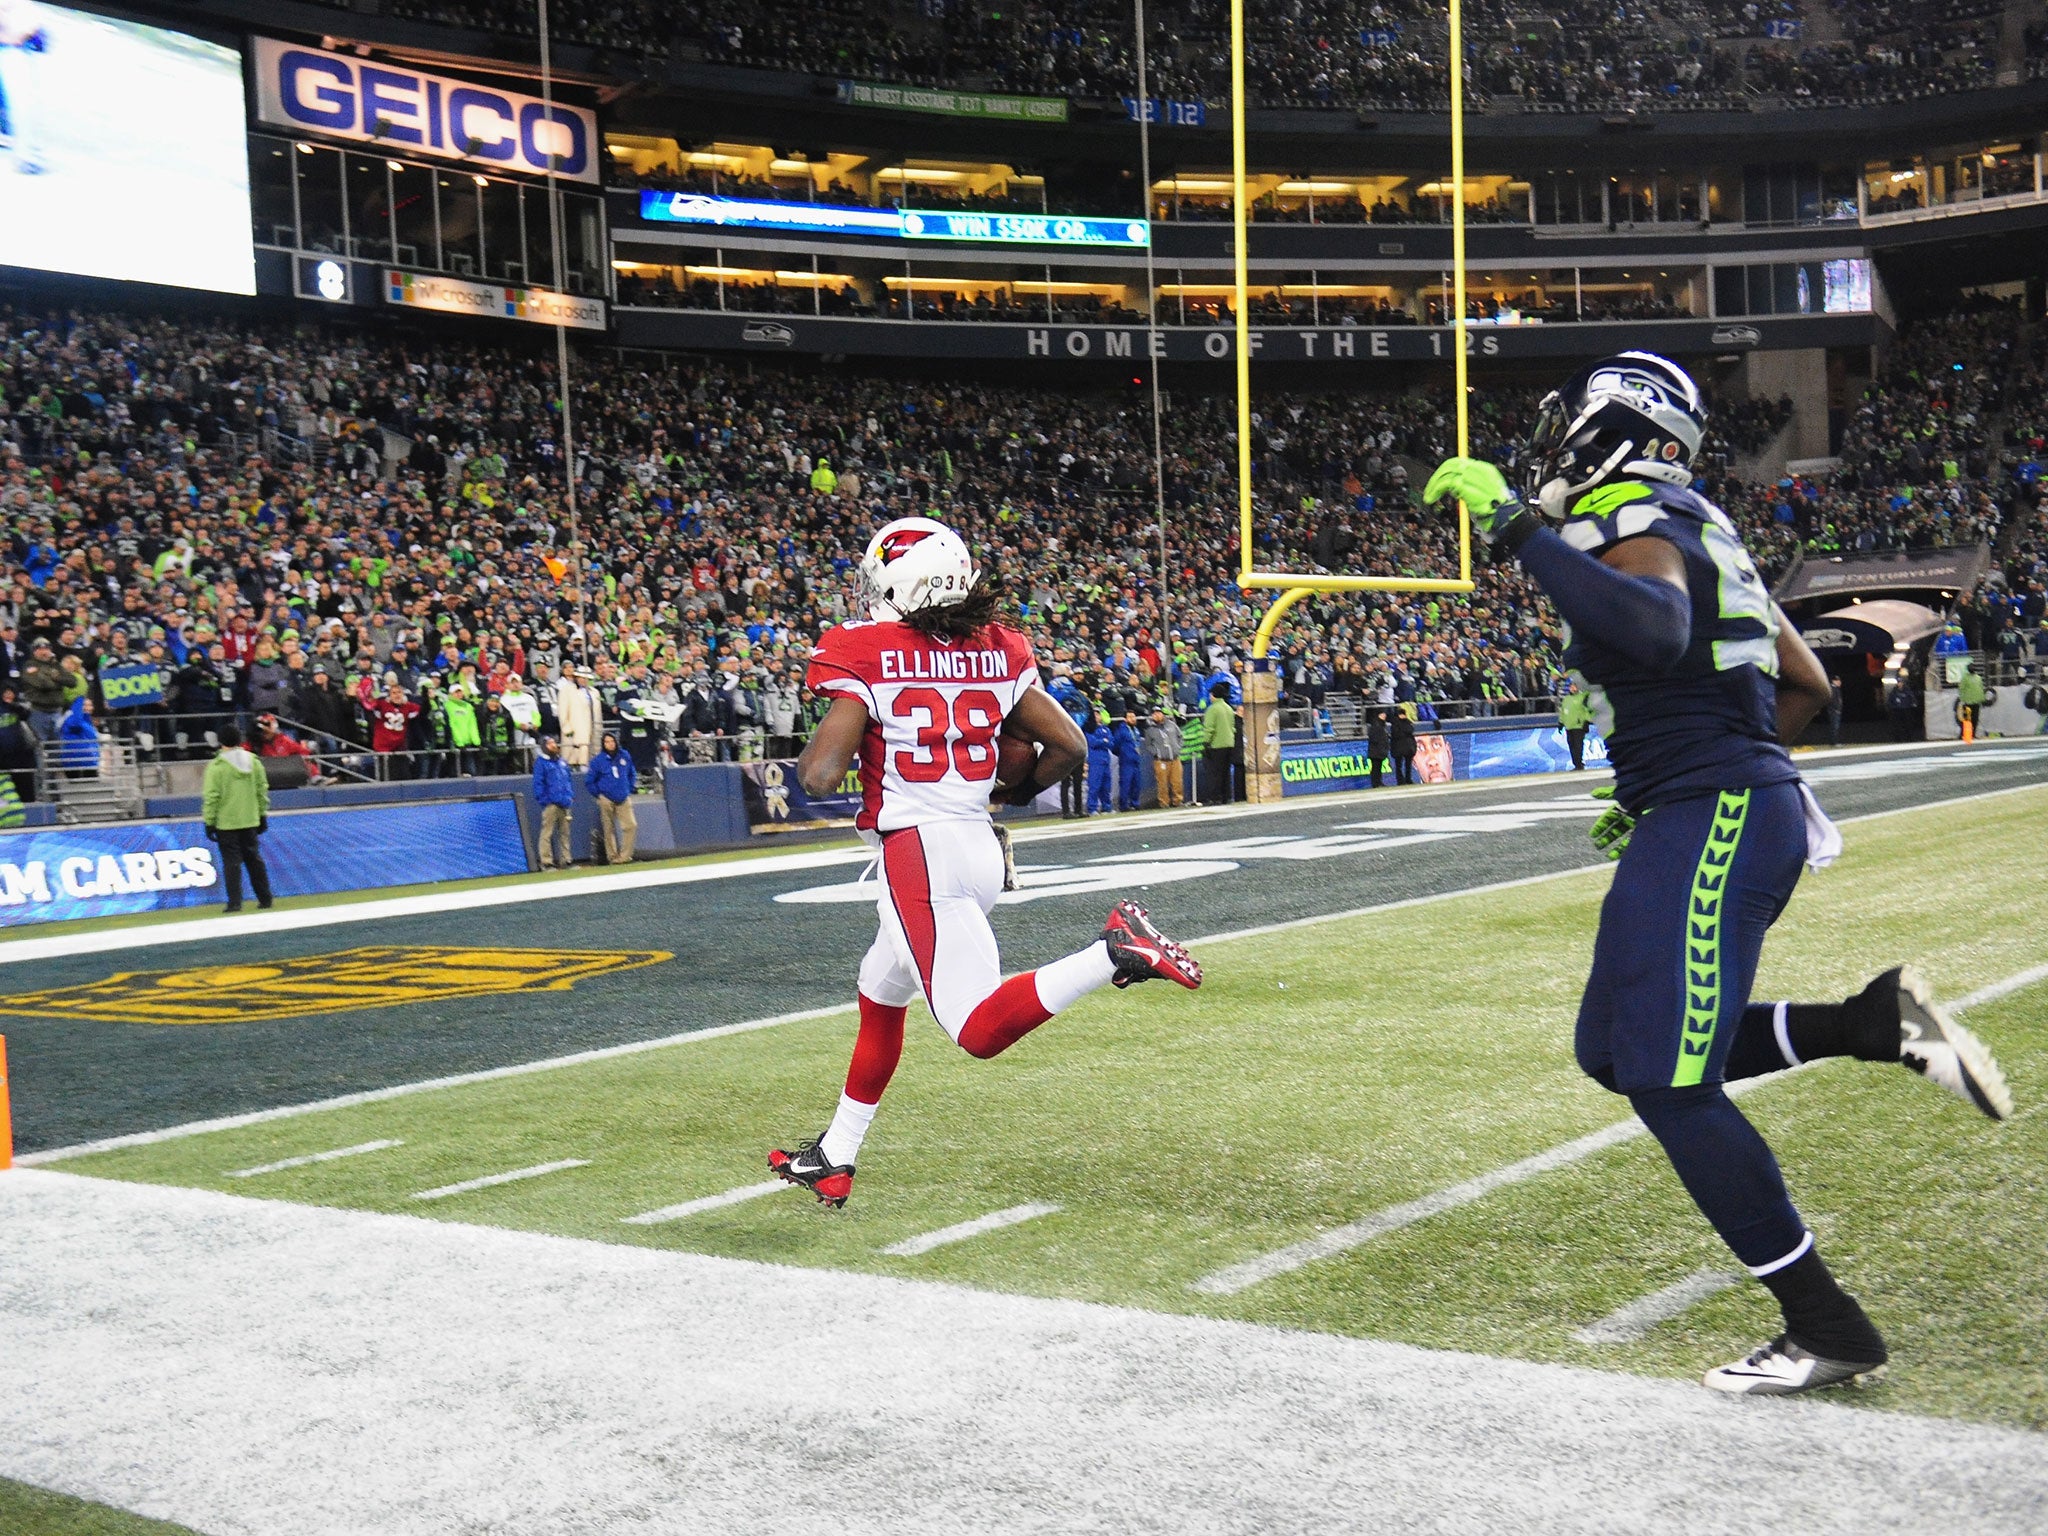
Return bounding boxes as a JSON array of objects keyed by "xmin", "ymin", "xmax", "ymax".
[{"xmin": 1540, "ymin": 441, "xmax": 1638, "ymax": 520}]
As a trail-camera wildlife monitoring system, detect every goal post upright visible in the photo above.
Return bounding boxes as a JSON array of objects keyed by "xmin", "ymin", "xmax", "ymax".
[{"xmin": 1230, "ymin": 0, "xmax": 1479, "ymax": 799}]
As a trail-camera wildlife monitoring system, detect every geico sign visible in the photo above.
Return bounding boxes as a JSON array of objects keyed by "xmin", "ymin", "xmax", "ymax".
[
  {"xmin": 0, "ymin": 847, "xmax": 217, "ymax": 907},
  {"xmin": 253, "ymin": 38, "xmax": 598, "ymax": 185}
]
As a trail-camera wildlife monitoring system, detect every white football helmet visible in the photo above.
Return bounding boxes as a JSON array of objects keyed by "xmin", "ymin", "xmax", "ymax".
[{"xmin": 859, "ymin": 516, "xmax": 977, "ymax": 621}]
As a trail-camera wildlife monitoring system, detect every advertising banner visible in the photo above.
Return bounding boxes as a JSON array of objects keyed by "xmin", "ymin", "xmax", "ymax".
[
  {"xmin": 95, "ymin": 661, "xmax": 164, "ymax": 710},
  {"xmin": 1278, "ymin": 739, "xmax": 1386, "ymax": 796},
  {"xmin": 384, "ymin": 270, "xmax": 606, "ymax": 331},
  {"xmin": 1778, "ymin": 544, "xmax": 1990, "ymax": 601},
  {"xmin": 252, "ymin": 37, "xmax": 599, "ymax": 184},
  {"xmin": 0, "ymin": 798, "xmax": 529, "ymax": 927},
  {"xmin": 836, "ymin": 80, "xmax": 1067, "ymax": 123},
  {"xmin": 1466, "ymin": 726, "xmax": 1608, "ymax": 779},
  {"xmin": 1278, "ymin": 727, "xmax": 1604, "ymax": 794},
  {"xmin": 741, "ymin": 759, "xmax": 862, "ymax": 832},
  {"xmin": 636, "ymin": 193, "xmax": 1147, "ymax": 248}
]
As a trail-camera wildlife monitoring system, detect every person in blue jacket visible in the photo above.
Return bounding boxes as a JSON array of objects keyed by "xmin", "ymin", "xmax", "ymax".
[
  {"xmin": 1085, "ymin": 711, "xmax": 1115, "ymax": 814},
  {"xmin": 55, "ymin": 695, "xmax": 99, "ymax": 773},
  {"xmin": 585, "ymin": 729, "xmax": 638, "ymax": 865},
  {"xmin": 1047, "ymin": 666, "xmax": 1095, "ymax": 818},
  {"xmin": 531, "ymin": 733, "xmax": 575, "ymax": 870},
  {"xmin": 1110, "ymin": 710, "xmax": 1144, "ymax": 811}
]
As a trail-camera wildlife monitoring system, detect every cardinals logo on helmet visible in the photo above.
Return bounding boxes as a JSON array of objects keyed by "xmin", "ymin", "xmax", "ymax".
[{"xmin": 875, "ymin": 528, "xmax": 934, "ymax": 565}]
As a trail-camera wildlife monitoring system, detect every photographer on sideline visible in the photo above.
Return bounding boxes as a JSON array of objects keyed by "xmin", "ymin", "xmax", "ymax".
[{"xmin": 202, "ymin": 724, "xmax": 272, "ymax": 913}]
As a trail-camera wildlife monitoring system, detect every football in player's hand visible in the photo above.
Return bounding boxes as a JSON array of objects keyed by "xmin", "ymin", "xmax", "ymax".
[{"xmin": 994, "ymin": 730, "xmax": 1038, "ymax": 792}]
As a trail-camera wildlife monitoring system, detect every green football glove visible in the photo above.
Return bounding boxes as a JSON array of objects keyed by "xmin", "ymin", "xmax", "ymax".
[
  {"xmin": 1422, "ymin": 457, "xmax": 1533, "ymax": 546},
  {"xmin": 1588, "ymin": 784, "xmax": 1634, "ymax": 861}
]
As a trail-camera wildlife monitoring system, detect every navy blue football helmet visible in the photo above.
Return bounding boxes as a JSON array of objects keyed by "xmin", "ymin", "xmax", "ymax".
[{"xmin": 1519, "ymin": 352, "xmax": 1707, "ymax": 517}]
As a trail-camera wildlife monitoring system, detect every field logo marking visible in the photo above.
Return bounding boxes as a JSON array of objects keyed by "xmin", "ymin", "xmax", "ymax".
[{"xmin": 0, "ymin": 947, "xmax": 672, "ymax": 1024}]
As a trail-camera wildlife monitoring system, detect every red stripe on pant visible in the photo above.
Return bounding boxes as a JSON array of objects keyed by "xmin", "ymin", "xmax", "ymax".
[{"xmin": 883, "ymin": 827, "xmax": 939, "ymax": 1001}]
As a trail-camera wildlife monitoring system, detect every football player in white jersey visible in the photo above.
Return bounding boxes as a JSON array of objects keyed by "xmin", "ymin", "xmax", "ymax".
[{"xmin": 769, "ymin": 517, "xmax": 1202, "ymax": 1206}]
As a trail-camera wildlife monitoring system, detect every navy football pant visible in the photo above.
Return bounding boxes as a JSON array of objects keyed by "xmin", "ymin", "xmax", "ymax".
[{"xmin": 1576, "ymin": 783, "xmax": 1812, "ymax": 1271}]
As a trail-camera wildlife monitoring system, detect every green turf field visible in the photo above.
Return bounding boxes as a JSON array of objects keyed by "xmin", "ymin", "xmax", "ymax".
[
  {"xmin": 0, "ymin": 1476, "xmax": 203, "ymax": 1536},
  {"xmin": 53, "ymin": 786, "xmax": 2048, "ymax": 1429}
]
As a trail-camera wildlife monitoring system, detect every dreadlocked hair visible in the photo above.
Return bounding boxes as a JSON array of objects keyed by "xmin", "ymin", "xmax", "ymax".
[{"xmin": 901, "ymin": 561, "xmax": 1005, "ymax": 641}]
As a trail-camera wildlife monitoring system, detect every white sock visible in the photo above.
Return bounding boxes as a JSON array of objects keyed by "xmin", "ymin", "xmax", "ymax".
[
  {"xmin": 1032, "ymin": 940, "xmax": 1120, "ymax": 1014},
  {"xmin": 820, "ymin": 1093, "xmax": 878, "ymax": 1169}
]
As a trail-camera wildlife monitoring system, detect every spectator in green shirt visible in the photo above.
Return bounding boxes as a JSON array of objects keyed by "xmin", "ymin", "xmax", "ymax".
[
  {"xmin": 1201, "ymin": 683, "xmax": 1238, "ymax": 806},
  {"xmin": 202, "ymin": 725, "xmax": 273, "ymax": 913},
  {"xmin": 1956, "ymin": 661, "xmax": 1986, "ymax": 740}
]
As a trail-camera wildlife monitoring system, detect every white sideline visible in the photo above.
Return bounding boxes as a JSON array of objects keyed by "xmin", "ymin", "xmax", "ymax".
[
  {"xmin": 19, "ymin": 777, "xmax": 2048, "ymax": 1170},
  {"xmin": 410, "ymin": 1159, "xmax": 590, "ymax": 1202},
  {"xmin": 0, "ymin": 739, "xmax": 2020, "ymax": 970},
  {"xmin": 620, "ymin": 1180, "xmax": 785, "ymax": 1226},
  {"xmin": 7, "ymin": 1172, "xmax": 2045, "ymax": 1536},
  {"xmin": 1571, "ymin": 1268, "xmax": 1741, "ymax": 1345},
  {"xmin": 1190, "ymin": 957, "xmax": 2046, "ymax": 1297},
  {"xmin": 227, "ymin": 1140, "xmax": 403, "ymax": 1179},
  {"xmin": 883, "ymin": 1203, "xmax": 1062, "ymax": 1258}
]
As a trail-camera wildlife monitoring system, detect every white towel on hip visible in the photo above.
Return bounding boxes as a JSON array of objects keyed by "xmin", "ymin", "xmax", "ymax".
[{"xmin": 1798, "ymin": 781, "xmax": 1842, "ymax": 870}]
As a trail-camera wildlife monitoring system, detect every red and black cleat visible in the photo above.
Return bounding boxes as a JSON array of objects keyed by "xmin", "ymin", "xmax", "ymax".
[
  {"xmin": 1101, "ymin": 899, "xmax": 1203, "ymax": 990},
  {"xmin": 769, "ymin": 1138, "xmax": 855, "ymax": 1207}
]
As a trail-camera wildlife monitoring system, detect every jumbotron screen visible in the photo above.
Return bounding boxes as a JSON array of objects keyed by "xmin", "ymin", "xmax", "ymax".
[{"xmin": 0, "ymin": 0, "xmax": 253, "ymax": 294}]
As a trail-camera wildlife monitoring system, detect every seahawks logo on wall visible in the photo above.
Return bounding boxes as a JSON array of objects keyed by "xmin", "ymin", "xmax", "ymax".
[{"xmin": 875, "ymin": 528, "xmax": 934, "ymax": 565}]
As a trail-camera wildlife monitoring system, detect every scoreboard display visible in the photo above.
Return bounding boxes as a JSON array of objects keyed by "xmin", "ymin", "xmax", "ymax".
[{"xmin": 0, "ymin": 1, "xmax": 253, "ymax": 294}]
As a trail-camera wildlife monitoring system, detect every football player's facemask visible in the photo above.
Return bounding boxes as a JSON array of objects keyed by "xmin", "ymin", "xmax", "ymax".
[
  {"xmin": 859, "ymin": 516, "xmax": 978, "ymax": 621},
  {"xmin": 1518, "ymin": 351, "xmax": 1707, "ymax": 519}
]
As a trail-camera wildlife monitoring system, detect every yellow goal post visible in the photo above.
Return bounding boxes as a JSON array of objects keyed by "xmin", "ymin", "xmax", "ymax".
[{"xmin": 1228, "ymin": 0, "xmax": 1477, "ymax": 670}]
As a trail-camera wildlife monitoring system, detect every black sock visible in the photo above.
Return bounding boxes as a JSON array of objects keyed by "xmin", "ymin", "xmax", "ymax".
[
  {"xmin": 1735, "ymin": 969, "xmax": 1903, "ymax": 1072},
  {"xmin": 1758, "ymin": 1247, "xmax": 1888, "ymax": 1364}
]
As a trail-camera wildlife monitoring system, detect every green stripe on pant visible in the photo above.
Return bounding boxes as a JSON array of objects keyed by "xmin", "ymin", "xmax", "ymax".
[{"xmin": 1672, "ymin": 788, "xmax": 1752, "ymax": 1088}]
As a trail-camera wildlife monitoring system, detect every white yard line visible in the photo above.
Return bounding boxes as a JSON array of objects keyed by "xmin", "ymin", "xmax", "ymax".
[
  {"xmin": 3, "ymin": 1172, "xmax": 2042, "ymax": 1536},
  {"xmin": 226, "ymin": 1140, "xmax": 403, "ymax": 1179},
  {"xmin": 1191, "ymin": 956, "xmax": 2048, "ymax": 1297},
  {"xmin": 882, "ymin": 1203, "xmax": 1062, "ymax": 1258},
  {"xmin": 1956, "ymin": 962, "xmax": 2048, "ymax": 1010},
  {"xmin": 1572, "ymin": 1269, "xmax": 1741, "ymax": 1345},
  {"xmin": 410, "ymin": 1160, "xmax": 590, "ymax": 1202},
  {"xmin": 1191, "ymin": 1117, "xmax": 1658, "ymax": 1295},
  {"xmin": 21, "ymin": 779, "xmax": 2047, "ymax": 1170},
  {"xmin": 620, "ymin": 1180, "xmax": 786, "ymax": 1226}
]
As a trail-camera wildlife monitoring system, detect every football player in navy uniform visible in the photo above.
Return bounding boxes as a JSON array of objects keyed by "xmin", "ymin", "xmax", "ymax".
[{"xmin": 1428, "ymin": 353, "xmax": 2012, "ymax": 1395}]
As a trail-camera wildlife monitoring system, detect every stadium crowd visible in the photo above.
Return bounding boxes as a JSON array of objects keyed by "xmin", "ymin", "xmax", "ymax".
[
  {"xmin": 316, "ymin": 0, "xmax": 2019, "ymax": 112},
  {"xmin": 3, "ymin": 299, "xmax": 2043, "ymax": 806}
]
